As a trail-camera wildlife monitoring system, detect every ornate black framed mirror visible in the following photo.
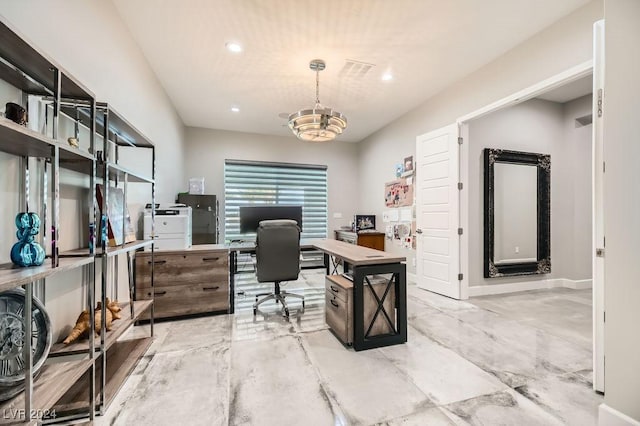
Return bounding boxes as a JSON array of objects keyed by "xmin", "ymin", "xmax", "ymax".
[{"xmin": 484, "ymin": 149, "xmax": 551, "ymax": 278}]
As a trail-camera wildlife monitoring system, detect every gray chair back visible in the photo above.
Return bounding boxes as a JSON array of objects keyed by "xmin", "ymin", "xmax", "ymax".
[{"xmin": 255, "ymin": 219, "xmax": 301, "ymax": 283}]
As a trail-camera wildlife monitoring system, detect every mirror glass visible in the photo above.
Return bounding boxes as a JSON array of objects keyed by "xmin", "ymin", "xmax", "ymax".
[
  {"xmin": 493, "ymin": 163, "xmax": 537, "ymax": 264},
  {"xmin": 483, "ymin": 148, "xmax": 551, "ymax": 278}
]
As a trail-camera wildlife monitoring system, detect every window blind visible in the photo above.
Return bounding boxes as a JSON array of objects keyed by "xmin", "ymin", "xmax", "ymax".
[{"xmin": 224, "ymin": 160, "xmax": 328, "ymax": 242}]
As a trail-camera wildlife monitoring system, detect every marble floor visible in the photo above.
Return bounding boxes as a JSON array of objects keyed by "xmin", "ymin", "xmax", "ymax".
[{"xmin": 98, "ymin": 271, "xmax": 602, "ymax": 425}]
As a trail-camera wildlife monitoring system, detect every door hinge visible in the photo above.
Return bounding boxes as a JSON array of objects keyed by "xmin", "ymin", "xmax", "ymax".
[
  {"xmin": 596, "ymin": 248, "xmax": 605, "ymax": 257},
  {"xmin": 604, "ymin": 311, "xmax": 606, "ymax": 323},
  {"xmin": 604, "ymin": 236, "xmax": 606, "ymax": 247},
  {"xmin": 457, "ymin": 228, "xmax": 463, "ymax": 235},
  {"xmin": 458, "ymin": 137, "xmax": 463, "ymax": 145},
  {"xmin": 458, "ymin": 182, "xmax": 463, "ymax": 190},
  {"xmin": 458, "ymin": 273, "xmax": 463, "ymax": 281},
  {"xmin": 597, "ymin": 88, "xmax": 603, "ymax": 118},
  {"xmin": 603, "ymin": 162, "xmax": 606, "ymax": 173}
]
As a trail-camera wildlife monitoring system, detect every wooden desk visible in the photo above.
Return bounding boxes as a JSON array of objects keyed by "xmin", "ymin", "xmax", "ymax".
[{"xmin": 310, "ymin": 239, "xmax": 407, "ymax": 351}]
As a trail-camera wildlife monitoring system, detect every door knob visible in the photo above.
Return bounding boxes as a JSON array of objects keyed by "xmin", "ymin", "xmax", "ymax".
[{"xmin": 416, "ymin": 229, "xmax": 423, "ymax": 234}]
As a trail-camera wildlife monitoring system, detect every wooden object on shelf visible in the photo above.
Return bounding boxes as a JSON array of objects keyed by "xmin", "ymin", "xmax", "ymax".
[
  {"xmin": 62, "ymin": 298, "xmax": 122, "ymax": 345},
  {"xmin": 135, "ymin": 245, "xmax": 229, "ymax": 319},
  {"xmin": 50, "ymin": 301, "xmax": 152, "ymax": 357},
  {"xmin": 324, "ymin": 274, "xmax": 396, "ymax": 345},
  {"xmin": 334, "ymin": 230, "xmax": 385, "ymax": 251}
]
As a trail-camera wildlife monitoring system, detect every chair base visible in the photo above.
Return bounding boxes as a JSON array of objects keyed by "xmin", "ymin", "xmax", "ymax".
[{"xmin": 253, "ymin": 282, "xmax": 305, "ymax": 317}]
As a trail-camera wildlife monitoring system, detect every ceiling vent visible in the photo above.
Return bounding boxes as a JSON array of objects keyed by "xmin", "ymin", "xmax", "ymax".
[{"xmin": 339, "ymin": 59, "xmax": 375, "ymax": 79}]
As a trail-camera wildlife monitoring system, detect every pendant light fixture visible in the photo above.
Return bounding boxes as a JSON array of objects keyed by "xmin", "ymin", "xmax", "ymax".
[{"xmin": 288, "ymin": 59, "xmax": 347, "ymax": 142}]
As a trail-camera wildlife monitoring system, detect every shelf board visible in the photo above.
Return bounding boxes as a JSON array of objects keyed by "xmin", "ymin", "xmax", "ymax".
[
  {"xmin": 49, "ymin": 300, "xmax": 153, "ymax": 357},
  {"xmin": 0, "ymin": 358, "xmax": 93, "ymax": 424},
  {"xmin": 0, "ymin": 20, "xmax": 93, "ymax": 101},
  {"xmin": 59, "ymin": 240, "xmax": 154, "ymax": 259},
  {"xmin": 99, "ymin": 162, "xmax": 154, "ymax": 184},
  {"xmin": 104, "ymin": 240, "xmax": 154, "ymax": 257},
  {"xmin": 0, "ymin": 257, "xmax": 94, "ymax": 293},
  {"xmin": 59, "ymin": 104, "xmax": 154, "ymax": 149},
  {"xmin": 52, "ymin": 337, "xmax": 152, "ymax": 416},
  {"xmin": 0, "ymin": 118, "xmax": 94, "ymax": 175}
]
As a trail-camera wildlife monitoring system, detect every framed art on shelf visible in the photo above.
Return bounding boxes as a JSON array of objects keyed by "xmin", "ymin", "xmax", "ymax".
[{"xmin": 96, "ymin": 184, "xmax": 136, "ymax": 246}]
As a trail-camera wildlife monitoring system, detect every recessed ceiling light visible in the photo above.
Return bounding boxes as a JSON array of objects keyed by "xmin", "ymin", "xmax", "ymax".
[
  {"xmin": 225, "ymin": 42, "xmax": 243, "ymax": 53},
  {"xmin": 382, "ymin": 73, "xmax": 393, "ymax": 81},
  {"xmin": 231, "ymin": 106, "xmax": 240, "ymax": 112}
]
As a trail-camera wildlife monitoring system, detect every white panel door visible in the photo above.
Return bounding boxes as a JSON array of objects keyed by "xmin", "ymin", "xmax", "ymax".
[
  {"xmin": 592, "ymin": 19, "xmax": 605, "ymax": 393},
  {"xmin": 416, "ymin": 124, "xmax": 461, "ymax": 299}
]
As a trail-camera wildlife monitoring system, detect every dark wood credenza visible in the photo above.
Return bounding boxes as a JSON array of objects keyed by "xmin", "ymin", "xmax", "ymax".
[
  {"xmin": 135, "ymin": 245, "xmax": 230, "ymax": 319},
  {"xmin": 334, "ymin": 230, "xmax": 385, "ymax": 251}
]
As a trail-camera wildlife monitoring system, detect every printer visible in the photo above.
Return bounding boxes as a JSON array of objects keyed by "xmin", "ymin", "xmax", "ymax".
[{"xmin": 143, "ymin": 204, "xmax": 192, "ymax": 251}]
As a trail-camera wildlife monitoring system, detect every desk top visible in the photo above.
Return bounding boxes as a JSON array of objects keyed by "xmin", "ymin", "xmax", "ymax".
[{"xmin": 309, "ymin": 239, "xmax": 405, "ymax": 266}]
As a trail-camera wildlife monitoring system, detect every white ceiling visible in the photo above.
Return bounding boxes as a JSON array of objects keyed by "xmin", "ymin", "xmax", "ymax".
[{"xmin": 112, "ymin": 0, "xmax": 591, "ymax": 143}]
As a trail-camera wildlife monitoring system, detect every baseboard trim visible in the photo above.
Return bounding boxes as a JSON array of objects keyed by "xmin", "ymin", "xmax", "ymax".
[
  {"xmin": 562, "ymin": 278, "xmax": 593, "ymax": 290},
  {"xmin": 599, "ymin": 404, "xmax": 640, "ymax": 426},
  {"xmin": 468, "ymin": 278, "xmax": 592, "ymax": 297}
]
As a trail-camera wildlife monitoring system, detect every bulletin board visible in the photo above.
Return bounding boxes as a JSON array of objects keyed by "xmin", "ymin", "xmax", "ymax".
[{"xmin": 384, "ymin": 178, "xmax": 414, "ymax": 207}]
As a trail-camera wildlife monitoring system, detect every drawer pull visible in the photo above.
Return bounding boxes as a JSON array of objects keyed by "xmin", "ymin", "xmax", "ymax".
[
  {"xmin": 202, "ymin": 257, "xmax": 219, "ymax": 262},
  {"xmin": 202, "ymin": 286, "xmax": 220, "ymax": 291},
  {"xmin": 153, "ymin": 291, "xmax": 167, "ymax": 296},
  {"xmin": 330, "ymin": 299, "xmax": 339, "ymax": 308},
  {"xmin": 148, "ymin": 260, "xmax": 167, "ymax": 265},
  {"xmin": 330, "ymin": 285, "xmax": 339, "ymax": 293}
]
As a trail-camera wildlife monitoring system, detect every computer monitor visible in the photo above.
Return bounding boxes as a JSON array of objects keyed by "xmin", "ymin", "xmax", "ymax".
[{"xmin": 239, "ymin": 205, "xmax": 303, "ymax": 233}]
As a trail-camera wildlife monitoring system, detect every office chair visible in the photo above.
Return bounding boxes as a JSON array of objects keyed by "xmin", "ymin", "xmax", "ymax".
[{"xmin": 253, "ymin": 219, "xmax": 305, "ymax": 317}]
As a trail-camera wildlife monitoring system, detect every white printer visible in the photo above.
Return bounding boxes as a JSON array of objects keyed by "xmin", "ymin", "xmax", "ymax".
[{"xmin": 143, "ymin": 204, "xmax": 192, "ymax": 251}]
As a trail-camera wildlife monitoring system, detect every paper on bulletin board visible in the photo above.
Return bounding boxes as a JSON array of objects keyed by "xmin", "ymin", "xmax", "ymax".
[
  {"xmin": 399, "ymin": 208, "xmax": 412, "ymax": 222},
  {"xmin": 382, "ymin": 209, "xmax": 399, "ymax": 222},
  {"xmin": 384, "ymin": 178, "xmax": 414, "ymax": 207}
]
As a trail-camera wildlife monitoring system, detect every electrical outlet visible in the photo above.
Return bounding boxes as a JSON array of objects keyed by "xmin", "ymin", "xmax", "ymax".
[
  {"xmin": 333, "ymin": 212, "xmax": 342, "ymax": 219},
  {"xmin": 515, "ymin": 246, "xmax": 519, "ymax": 254},
  {"xmin": 412, "ymin": 257, "xmax": 416, "ymax": 267}
]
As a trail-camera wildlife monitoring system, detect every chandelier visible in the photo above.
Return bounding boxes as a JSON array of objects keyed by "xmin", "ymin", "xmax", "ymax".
[{"xmin": 288, "ymin": 59, "xmax": 347, "ymax": 142}]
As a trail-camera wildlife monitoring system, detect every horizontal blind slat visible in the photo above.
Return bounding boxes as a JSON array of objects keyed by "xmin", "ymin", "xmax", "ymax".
[{"xmin": 224, "ymin": 160, "xmax": 328, "ymax": 241}]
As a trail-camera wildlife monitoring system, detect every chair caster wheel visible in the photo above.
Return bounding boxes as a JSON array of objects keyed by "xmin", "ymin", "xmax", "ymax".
[
  {"xmin": 253, "ymin": 308, "xmax": 257, "ymax": 315},
  {"xmin": 302, "ymin": 301, "xmax": 305, "ymax": 308},
  {"xmin": 284, "ymin": 308, "xmax": 289, "ymax": 317}
]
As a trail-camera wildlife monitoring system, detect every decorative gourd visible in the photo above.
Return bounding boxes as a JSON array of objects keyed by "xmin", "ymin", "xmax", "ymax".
[{"xmin": 10, "ymin": 212, "xmax": 45, "ymax": 267}]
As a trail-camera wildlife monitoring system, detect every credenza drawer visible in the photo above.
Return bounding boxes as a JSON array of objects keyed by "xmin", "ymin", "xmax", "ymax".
[
  {"xmin": 325, "ymin": 276, "xmax": 350, "ymax": 303},
  {"xmin": 137, "ymin": 283, "xmax": 228, "ymax": 319},
  {"xmin": 325, "ymin": 292, "xmax": 350, "ymax": 344}
]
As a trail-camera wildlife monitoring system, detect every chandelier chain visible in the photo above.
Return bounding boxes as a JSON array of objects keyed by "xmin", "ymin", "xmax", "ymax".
[{"xmin": 315, "ymin": 68, "xmax": 320, "ymax": 105}]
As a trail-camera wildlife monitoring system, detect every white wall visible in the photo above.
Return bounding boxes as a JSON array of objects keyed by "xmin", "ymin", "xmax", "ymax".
[
  {"xmin": 184, "ymin": 128, "xmax": 360, "ymax": 242},
  {"xmin": 0, "ymin": 1, "xmax": 185, "ymax": 341},
  {"xmin": 602, "ymin": 0, "xmax": 640, "ymax": 421},
  {"xmin": 562, "ymin": 95, "xmax": 594, "ymax": 280},
  {"xmin": 357, "ymin": 0, "xmax": 603, "ymax": 274}
]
